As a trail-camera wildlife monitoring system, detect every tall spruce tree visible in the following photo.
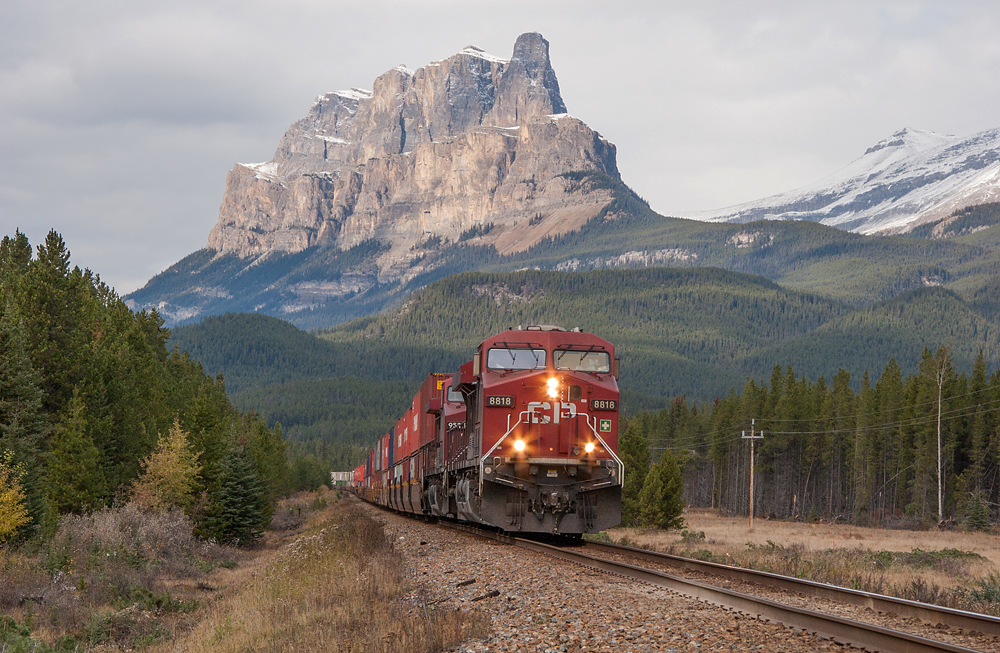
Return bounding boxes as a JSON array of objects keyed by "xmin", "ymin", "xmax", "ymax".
[
  {"xmin": 619, "ymin": 420, "xmax": 651, "ymax": 526},
  {"xmin": 47, "ymin": 392, "xmax": 106, "ymax": 513},
  {"xmin": 0, "ymin": 303, "xmax": 47, "ymax": 531},
  {"xmin": 198, "ymin": 448, "xmax": 270, "ymax": 545}
]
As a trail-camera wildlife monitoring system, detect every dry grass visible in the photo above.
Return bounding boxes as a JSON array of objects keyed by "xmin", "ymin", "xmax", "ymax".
[
  {"xmin": 151, "ymin": 496, "xmax": 487, "ymax": 653},
  {"xmin": 608, "ymin": 509, "xmax": 1000, "ymax": 614},
  {"xmin": 2, "ymin": 491, "xmax": 484, "ymax": 652}
]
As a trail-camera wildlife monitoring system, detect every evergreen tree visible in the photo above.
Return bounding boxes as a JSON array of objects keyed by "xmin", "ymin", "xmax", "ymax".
[
  {"xmin": 244, "ymin": 416, "xmax": 288, "ymax": 511},
  {"xmin": 289, "ymin": 453, "xmax": 332, "ymax": 492},
  {"xmin": 965, "ymin": 491, "xmax": 992, "ymax": 532},
  {"xmin": 0, "ymin": 303, "xmax": 47, "ymax": 530},
  {"xmin": 198, "ymin": 449, "xmax": 270, "ymax": 545},
  {"xmin": 21, "ymin": 231, "xmax": 94, "ymax": 416},
  {"xmin": 618, "ymin": 420, "xmax": 650, "ymax": 526},
  {"xmin": 0, "ymin": 230, "xmax": 32, "ymax": 281},
  {"xmin": 47, "ymin": 392, "xmax": 106, "ymax": 513},
  {"xmin": 638, "ymin": 450, "xmax": 685, "ymax": 530}
]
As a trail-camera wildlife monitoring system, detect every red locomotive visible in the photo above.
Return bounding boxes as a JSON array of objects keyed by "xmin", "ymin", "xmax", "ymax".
[{"xmin": 353, "ymin": 325, "xmax": 622, "ymax": 534}]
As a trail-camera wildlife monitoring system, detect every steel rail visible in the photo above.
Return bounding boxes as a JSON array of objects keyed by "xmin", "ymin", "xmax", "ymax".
[
  {"xmin": 581, "ymin": 540, "xmax": 1000, "ymax": 639},
  {"xmin": 514, "ymin": 538, "xmax": 980, "ymax": 653}
]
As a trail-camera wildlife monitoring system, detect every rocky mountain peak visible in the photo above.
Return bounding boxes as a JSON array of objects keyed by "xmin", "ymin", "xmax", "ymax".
[
  {"xmin": 688, "ymin": 126, "xmax": 1000, "ymax": 234},
  {"xmin": 206, "ymin": 33, "xmax": 618, "ymax": 277},
  {"xmin": 486, "ymin": 32, "xmax": 565, "ymax": 126},
  {"xmin": 863, "ymin": 127, "xmax": 951, "ymax": 157}
]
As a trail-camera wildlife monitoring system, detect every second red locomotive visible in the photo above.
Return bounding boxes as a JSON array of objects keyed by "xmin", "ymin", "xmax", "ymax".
[{"xmin": 354, "ymin": 325, "xmax": 622, "ymax": 535}]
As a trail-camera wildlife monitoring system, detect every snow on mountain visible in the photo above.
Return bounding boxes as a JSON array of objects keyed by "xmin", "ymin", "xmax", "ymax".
[{"xmin": 686, "ymin": 127, "xmax": 1000, "ymax": 234}]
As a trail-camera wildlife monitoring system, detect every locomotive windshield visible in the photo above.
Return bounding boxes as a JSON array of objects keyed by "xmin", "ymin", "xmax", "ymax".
[
  {"xmin": 487, "ymin": 347, "xmax": 547, "ymax": 370},
  {"xmin": 554, "ymin": 349, "xmax": 611, "ymax": 373}
]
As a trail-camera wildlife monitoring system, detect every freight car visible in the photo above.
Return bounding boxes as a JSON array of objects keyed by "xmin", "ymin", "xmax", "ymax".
[{"xmin": 353, "ymin": 325, "xmax": 622, "ymax": 535}]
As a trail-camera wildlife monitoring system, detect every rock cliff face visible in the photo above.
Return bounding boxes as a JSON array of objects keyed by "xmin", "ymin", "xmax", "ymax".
[{"xmin": 207, "ymin": 33, "xmax": 618, "ymax": 278}]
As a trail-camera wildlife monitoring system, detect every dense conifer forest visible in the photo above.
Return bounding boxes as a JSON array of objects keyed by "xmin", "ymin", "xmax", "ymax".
[
  {"xmin": 623, "ymin": 347, "xmax": 1000, "ymax": 527},
  {"xmin": 0, "ymin": 231, "xmax": 287, "ymax": 543}
]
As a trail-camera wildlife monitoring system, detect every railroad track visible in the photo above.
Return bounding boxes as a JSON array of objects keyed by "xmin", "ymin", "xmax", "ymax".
[
  {"xmin": 579, "ymin": 540, "xmax": 1000, "ymax": 639},
  {"xmin": 513, "ymin": 537, "xmax": 993, "ymax": 653},
  {"xmin": 420, "ymin": 510, "xmax": 1000, "ymax": 652},
  {"xmin": 435, "ymin": 520, "xmax": 994, "ymax": 653}
]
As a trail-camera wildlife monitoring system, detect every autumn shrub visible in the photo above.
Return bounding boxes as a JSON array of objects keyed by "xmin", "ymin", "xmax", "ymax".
[
  {"xmin": 957, "ymin": 572, "xmax": 1000, "ymax": 615},
  {"xmin": 0, "ymin": 553, "xmax": 49, "ymax": 610},
  {"xmin": 55, "ymin": 502, "xmax": 219, "ymax": 580},
  {"xmin": 131, "ymin": 419, "xmax": 200, "ymax": 513},
  {"xmin": 0, "ymin": 502, "xmax": 233, "ymax": 646},
  {"xmin": 0, "ymin": 453, "xmax": 31, "ymax": 543},
  {"xmin": 268, "ymin": 504, "xmax": 306, "ymax": 531}
]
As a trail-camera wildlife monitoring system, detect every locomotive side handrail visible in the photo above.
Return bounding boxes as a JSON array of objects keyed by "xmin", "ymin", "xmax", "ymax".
[
  {"xmin": 479, "ymin": 410, "xmax": 530, "ymax": 492},
  {"xmin": 578, "ymin": 410, "xmax": 625, "ymax": 488}
]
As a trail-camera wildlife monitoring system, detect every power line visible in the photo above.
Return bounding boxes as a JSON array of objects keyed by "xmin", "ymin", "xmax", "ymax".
[
  {"xmin": 646, "ymin": 394, "xmax": 1000, "ymax": 452},
  {"xmin": 757, "ymin": 380, "xmax": 996, "ymax": 424}
]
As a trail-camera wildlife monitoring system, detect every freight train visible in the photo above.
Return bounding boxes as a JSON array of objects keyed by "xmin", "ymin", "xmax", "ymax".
[{"xmin": 352, "ymin": 325, "xmax": 623, "ymax": 534}]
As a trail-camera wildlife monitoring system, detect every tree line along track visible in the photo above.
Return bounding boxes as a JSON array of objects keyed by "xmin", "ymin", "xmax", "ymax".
[{"xmin": 433, "ymin": 519, "xmax": 994, "ymax": 653}]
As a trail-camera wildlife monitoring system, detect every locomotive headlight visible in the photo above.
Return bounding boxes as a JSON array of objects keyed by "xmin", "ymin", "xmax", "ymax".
[
  {"xmin": 513, "ymin": 439, "xmax": 526, "ymax": 452},
  {"xmin": 584, "ymin": 442, "xmax": 595, "ymax": 453},
  {"xmin": 546, "ymin": 377, "xmax": 559, "ymax": 398}
]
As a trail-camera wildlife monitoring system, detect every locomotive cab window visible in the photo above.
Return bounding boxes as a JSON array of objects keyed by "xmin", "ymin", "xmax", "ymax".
[
  {"xmin": 446, "ymin": 385, "xmax": 463, "ymax": 403},
  {"xmin": 554, "ymin": 349, "xmax": 611, "ymax": 373},
  {"xmin": 486, "ymin": 347, "xmax": 547, "ymax": 370}
]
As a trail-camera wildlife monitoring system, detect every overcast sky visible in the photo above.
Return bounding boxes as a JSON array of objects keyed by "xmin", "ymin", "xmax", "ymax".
[{"xmin": 3, "ymin": 1, "xmax": 1000, "ymax": 294}]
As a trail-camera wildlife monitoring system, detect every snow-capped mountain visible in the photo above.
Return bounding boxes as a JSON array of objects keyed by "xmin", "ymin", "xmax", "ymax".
[{"xmin": 686, "ymin": 127, "xmax": 1000, "ymax": 234}]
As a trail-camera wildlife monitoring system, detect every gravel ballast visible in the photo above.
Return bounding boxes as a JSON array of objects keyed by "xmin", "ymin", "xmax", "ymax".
[{"xmin": 366, "ymin": 502, "xmax": 852, "ymax": 652}]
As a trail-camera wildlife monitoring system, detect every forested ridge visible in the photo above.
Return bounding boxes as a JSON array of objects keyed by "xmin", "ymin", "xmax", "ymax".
[
  {"xmin": 169, "ymin": 264, "xmax": 1000, "ymax": 479},
  {"xmin": 321, "ymin": 268, "xmax": 1000, "ymax": 391},
  {"xmin": 0, "ymin": 230, "xmax": 288, "ymax": 544}
]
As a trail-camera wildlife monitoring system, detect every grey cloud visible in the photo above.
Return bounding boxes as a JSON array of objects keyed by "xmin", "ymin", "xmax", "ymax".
[{"xmin": 4, "ymin": 0, "xmax": 1000, "ymax": 293}]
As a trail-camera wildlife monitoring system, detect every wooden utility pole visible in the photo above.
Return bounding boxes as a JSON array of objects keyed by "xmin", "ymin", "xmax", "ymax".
[
  {"xmin": 743, "ymin": 419, "xmax": 764, "ymax": 532},
  {"xmin": 931, "ymin": 345, "xmax": 950, "ymax": 525}
]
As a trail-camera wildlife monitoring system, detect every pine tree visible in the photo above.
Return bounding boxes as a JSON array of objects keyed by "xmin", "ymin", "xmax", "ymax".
[
  {"xmin": 198, "ymin": 449, "xmax": 270, "ymax": 545},
  {"xmin": 47, "ymin": 392, "xmax": 106, "ymax": 513},
  {"xmin": 0, "ymin": 303, "xmax": 47, "ymax": 531},
  {"xmin": 638, "ymin": 450, "xmax": 685, "ymax": 530},
  {"xmin": 619, "ymin": 420, "xmax": 650, "ymax": 526},
  {"xmin": 245, "ymin": 416, "xmax": 288, "ymax": 511},
  {"xmin": 965, "ymin": 491, "xmax": 992, "ymax": 532}
]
